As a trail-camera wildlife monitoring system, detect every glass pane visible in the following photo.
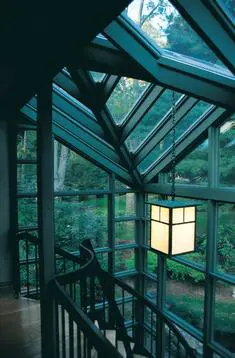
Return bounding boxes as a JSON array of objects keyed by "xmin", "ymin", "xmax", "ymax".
[
  {"xmin": 115, "ymin": 179, "xmax": 131, "ymax": 191},
  {"xmin": 144, "ymin": 276, "xmax": 157, "ymax": 303},
  {"xmin": 18, "ymin": 198, "xmax": 38, "ymax": 228},
  {"xmin": 54, "ymin": 195, "xmax": 108, "ymax": 251},
  {"xmin": 115, "ymin": 221, "xmax": 135, "ymax": 245},
  {"xmin": 138, "ymin": 101, "xmax": 211, "ymax": 173},
  {"xmin": 219, "ymin": 115, "xmax": 235, "ymax": 187},
  {"xmin": 217, "ymin": 203, "xmax": 235, "ymax": 276},
  {"xmin": 166, "ymin": 259, "xmax": 205, "ymax": 330},
  {"xmin": 126, "ymin": 0, "xmax": 228, "ymax": 70},
  {"xmin": 217, "ymin": 0, "xmax": 235, "ymax": 23},
  {"xmin": 17, "ymin": 130, "xmax": 37, "ymax": 160},
  {"xmin": 115, "ymin": 193, "xmax": 136, "ymax": 217},
  {"xmin": 54, "ymin": 141, "xmax": 108, "ymax": 191},
  {"xmin": 120, "ymin": 276, "xmax": 137, "ymax": 289},
  {"xmin": 115, "ymin": 249, "xmax": 135, "ymax": 272},
  {"xmin": 106, "ymin": 77, "xmax": 149, "ymax": 125},
  {"xmin": 90, "ymin": 71, "xmax": 105, "ymax": 82},
  {"xmin": 125, "ymin": 90, "xmax": 181, "ymax": 152},
  {"xmin": 172, "ymin": 139, "xmax": 208, "ymax": 185},
  {"xmin": 96, "ymin": 252, "xmax": 109, "ymax": 271},
  {"xmin": 214, "ymin": 280, "xmax": 235, "ymax": 354},
  {"xmin": 146, "ymin": 250, "xmax": 158, "ymax": 277},
  {"xmin": 17, "ymin": 164, "xmax": 37, "ymax": 193}
]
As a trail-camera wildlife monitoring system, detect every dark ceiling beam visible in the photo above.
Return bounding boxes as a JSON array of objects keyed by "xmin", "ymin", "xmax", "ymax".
[
  {"xmin": 68, "ymin": 68, "xmax": 142, "ymax": 188},
  {"xmin": 170, "ymin": 0, "xmax": 235, "ymax": 75},
  {"xmin": 73, "ymin": 37, "xmax": 153, "ymax": 81},
  {"xmin": 53, "ymin": 70, "xmax": 81, "ymax": 100},
  {"xmin": 22, "ymin": 102, "xmax": 121, "ymax": 165},
  {"xmin": 104, "ymin": 16, "xmax": 235, "ymax": 110},
  {"xmin": 143, "ymin": 107, "xmax": 231, "ymax": 183},
  {"xmin": 53, "ymin": 126, "xmax": 133, "ymax": 186},
  {"xmin": 0, "ymin": 0, "xmax": 131, "ymax": 110},
  {"xmin": 133, "ymin": 97, "xmax": 199, "ymax": 167},
  {"xmin": 102, "ymin": 75, "xmax": 120, "ymax": 102}
]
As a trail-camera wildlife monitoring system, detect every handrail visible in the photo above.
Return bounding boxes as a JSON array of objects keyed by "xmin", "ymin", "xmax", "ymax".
[
  {"xmin": 17, "ymin": 232, "xmax": 81, "ymax": 264},
  {"xmin": 100, "ymin": 270, "xmax": 196, "ymax": 357},
  {"xmin": 51, "ymin": 278, "xmax": 122, "ymax": 358},
  {"xmin": 17, "ymin": 233, "xmax": 196, "ymax": 357}
]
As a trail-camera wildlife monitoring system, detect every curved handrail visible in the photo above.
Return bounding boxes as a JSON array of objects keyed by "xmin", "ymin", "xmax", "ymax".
[
  {"xmin": 55, "ymin": 240, "xmax": 96, "ymax": 285},
  {"xmin": 100, "ymin": 270, "xmax": 196, "ymax": 357}
]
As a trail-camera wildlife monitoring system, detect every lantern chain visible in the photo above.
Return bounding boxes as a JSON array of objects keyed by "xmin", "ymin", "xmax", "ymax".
[{"xmin": 171, "ymin": 90, "xmax": 176, "ymax": 201}]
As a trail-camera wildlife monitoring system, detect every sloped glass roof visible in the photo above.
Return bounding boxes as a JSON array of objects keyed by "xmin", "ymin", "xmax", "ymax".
[
  {"xmin": 20, "ymin": 0, "xmax": 234, "ymax": 187},
  {"xmin": 125, "ymin": 89, "xmax": 182, "ymax": 152},
  {"xmin": 138, "ymin": 101, "xmax": 212, "ymax": 173},
  {"xmin": 217, "ymin": 0, "xmax": 235, "ymax": 23},
  {"xmin": 126, "ymin": 0, "xmax": 230, "ymax": 71},
  {"xmin": 90, "ymin": 71, "xmax": 106, "ymax": 82},
  {"xmin": 106, "ymin": 77, "xmax": 149, "ymax": 125}
]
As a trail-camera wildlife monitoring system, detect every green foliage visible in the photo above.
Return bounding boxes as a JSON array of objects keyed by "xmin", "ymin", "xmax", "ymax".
[{"xmin": 167, "ymin": 259, "xmax": 204, "ymax": 283}]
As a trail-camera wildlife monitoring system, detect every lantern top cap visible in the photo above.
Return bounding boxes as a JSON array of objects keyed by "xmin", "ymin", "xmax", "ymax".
[{"xmin": 146, "ymin": 200, "xmax": 201, "ymax": 208}]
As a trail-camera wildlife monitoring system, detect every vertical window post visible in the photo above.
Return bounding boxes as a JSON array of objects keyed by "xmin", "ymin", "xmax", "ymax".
[{"xmin": 37, "ymin": 82, "xmax": 56, "ymax": 358}]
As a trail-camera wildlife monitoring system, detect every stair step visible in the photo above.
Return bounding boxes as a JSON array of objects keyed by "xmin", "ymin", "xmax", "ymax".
[
  {"xmin": 106, "ymin": 329, "xmax": 116, "ymax": 346},
  {"xmin": 117, "ymin": 340, "xmax": 126, "ymax": 357}
]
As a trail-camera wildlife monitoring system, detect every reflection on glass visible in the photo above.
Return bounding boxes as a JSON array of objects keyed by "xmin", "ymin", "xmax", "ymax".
[
  {"xmin": 219, "ymin": 115, "xmax": 235, "ymax": 187},
  {"xmin": 115, "ymin": 249, "xmax": 135, "ymax": 272},
  {"xmin": 217, "ymin": 0, "xmax": 235, "ymax": 23},
  {"xmin": 146, "ymin": 250, "xmax": 158, "ymax": 276},
  {"xmin": 115, "ymin": 193, "xmax": 136, "ymax": 217},
  {"xmin": 138, "ymin": 101, "xmax": 210, "ymax": 173},
  {"xmin": 90, "ymin": 71, "xmax": 105, "ymax": 82},
  {"xmin": 217, "ymin": 203, "xmax": 235, "ymax": 276},
  {"xmin": 107, "ymin": 77, "xmax": 149, "ymax": 124},
  {"xmin": 144, "ymin": 276, "xmax": 157, "ymax": 303},
  {"xmin": 126, "ymin": 0, "xmax": 227, "ymax": 70},
  {"xmin": 17, "ymin": 130, "xmax": 37, "ymax": 160},
  {"xmin": 54, "ymin": 195, "xmax": 108, "ymax": 250},
  {"xmin": 172, "ymin": 139, "xmax": 208, "ymax": 185},
  {"xmin": 54, "ymin": 141, "xmax": 108, "ymax": 191},
  {"xmin": 125, "ymin": 90, "xmax": 181, "ymax": 152},
  {"xmin": 17, "ymin": 164, "xmax": 37, "ymax": 193},
  {"xmin": 214, "ymin": 280, "xmax": 235, "ymax": 354},
  {"xmin": 18, "ymin": 198, "xmax": 38, "ymax": 228},
  {"xmin": 115, "ymin": 221, "xmax": 135, "ymax": 245},
  {"xmin": 166, "ymin": 259, "xmax": 204, "ymax": 330}
]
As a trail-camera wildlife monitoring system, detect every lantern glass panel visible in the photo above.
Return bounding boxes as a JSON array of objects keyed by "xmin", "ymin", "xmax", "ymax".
[
  {"xmin": 172, "ymin": 207, "xmax": 184, "ymax": 224},
  {"xmin": 161, "ymin": 207, "xmax": 169, "ymax": 223},
  {"xmin": 151, "ymin": 221, "xmax": 169, "ymax": 254},
  {"xmin": 172, "ymin": 223, "xmax": 195, "ymax": 255},
  {"xmin": 184, "ymin": 206, "xmax": 195, "ymax": 222},
  {"xmin": 151, "ymin": 205, "xmax": 160, "ymax": 221}
]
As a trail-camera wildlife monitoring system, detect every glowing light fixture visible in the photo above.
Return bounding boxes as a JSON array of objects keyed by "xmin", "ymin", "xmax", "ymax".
[
  {"xmin": 147, "ymin": 91, "xmax": 199, "ymax": 256},
  {"xmin": 148, "ymin": 200, "xmax": 199, "ymax": 256}
]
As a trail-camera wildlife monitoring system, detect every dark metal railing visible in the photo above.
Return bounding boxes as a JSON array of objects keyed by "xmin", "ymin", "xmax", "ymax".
[
  {"xmin": 17, "ymin": 232, "xmax": 81, "ymax": 298},
  {"xmin": 16, "ymin": 233, "xmax": 196, "ymax": 357}
]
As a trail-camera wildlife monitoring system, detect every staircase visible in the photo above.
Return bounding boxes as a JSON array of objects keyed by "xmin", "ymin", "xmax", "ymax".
[{"xmin": 16, "ymin": 233, "xmax": 197, "ymax": 358}]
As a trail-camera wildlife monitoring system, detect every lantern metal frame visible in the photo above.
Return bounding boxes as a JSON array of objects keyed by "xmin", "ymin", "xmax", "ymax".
[{"xmin": 147, "ymin": 199, "xmax": 200, "ymax": 257}]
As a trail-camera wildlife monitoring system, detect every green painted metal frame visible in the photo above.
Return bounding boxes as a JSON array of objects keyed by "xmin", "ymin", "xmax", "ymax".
[
  {"xmin": 37, "ymin": 82, "xmax": 56, "ymax": 358},
  {"xmin": 104, "ymin": 16, "xmax": 235, "ymax": 110},
  {"xmin": 144, "ymin": 107, "xmax": 230, "ymax": 183},
  {"xmin": 68, "ymin": 68, "xmax": 142, "ymax": 187},
  {"xmin": 133, "ymin": 96, "xmax": 198, "ymax": 166},
  {"xmin": 171, "ymin": 0, "xmax": 235, "ymax": 74}
]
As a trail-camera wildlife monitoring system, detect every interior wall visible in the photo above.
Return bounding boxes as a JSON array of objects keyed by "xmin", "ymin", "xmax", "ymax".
[{"xmin": 0, "ymin": 121, "xmax": 11, "ymax": 286}]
